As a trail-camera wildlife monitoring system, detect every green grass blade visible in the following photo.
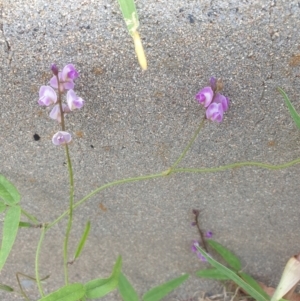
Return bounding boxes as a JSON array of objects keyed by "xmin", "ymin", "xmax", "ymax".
[
  {"xmin": 0, "ymin": 175, "xmax": 20, "ymax": 205},
  {"xmin": 84, "ymin": 255, "xmax": 122, "ymax": 299},
  {"xmin": 143, "ymin": 274, "xmax": 189, "ymax": 301},
  {"xmin": 117, "ymin": 0, "xmax": 139, "ymax": 34},
  {"xmin": 278, "ymin": 87, "xmax": 300, "ymax": 129},
  {"xmin": 0, "ymin": 205, "xmax": 21, "ymax": 271},
  {"xmin": 196, "ymin": 268, "xmax": 230, "ymax": 280},
  {"xmin": 239, "ymin": 272, "xmax": 270, "ymax": 299},
  {"xmin": 207, "ymin": 240, "xmax": 241, "ymax": 271},
  {"xmin": 74, "ymin": 221, "xmax": 91, "ymax": 260},
  {"xmin": 196, "ymin": 246, "xmax": 269, "ymax": 301},
  {"xmin": 118, "ymin": 272, "xmax": 139, "ymax": 301},
  {"xmin": 37, "ymin": 283, "xmax": 85, "ymax": 301}
]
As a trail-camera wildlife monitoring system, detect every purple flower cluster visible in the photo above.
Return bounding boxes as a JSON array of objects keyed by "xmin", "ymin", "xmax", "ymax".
[
  {"xmin": 191, "ymin": 230, "xmax": 213, "ymax": 262},
  {"xmin": 37, "ymin": 64, "xmax": 84, "ymax": 146},
  {"xmin": 195, "ymin": 77, "xmax": 229, "ymax": 123}
]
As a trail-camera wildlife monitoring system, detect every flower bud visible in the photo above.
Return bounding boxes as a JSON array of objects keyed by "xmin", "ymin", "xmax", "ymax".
[{"xmin": 51, "ymin": 64, "xmax": 59, "ymax": 76}]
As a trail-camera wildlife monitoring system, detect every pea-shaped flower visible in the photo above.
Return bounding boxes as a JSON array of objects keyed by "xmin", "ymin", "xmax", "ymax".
[
  {"xmin": 196, "ymin": 77, "xmax": 230, "ymax": 123},
  {"xmin": 195, "ymin": 87, "xmax": 214, "ymax": 107},
  {"xmin": 67, "ymin": 89, "xmax": 84, "ymax": 111},
  {"xmin": 206, "ymin": 102, "xmax": 224, "ymax": 123},
  {"xmin": 50, "ymin": 64, "xmax": 79, "ymax": 92},
  {"xmin": 50, "ymin": 104, "xmax": 70, "ymax": 123},
  {"xmin": 213, "ymin": 93, "xmax": 229, "ymax": 112},
  {"xmin": 38, "ymin": 86, "xmax": 57, "ymax": 106},
  {"xmin": 52, "ymin": 131, "xmax": 72, "ymax": 146}
]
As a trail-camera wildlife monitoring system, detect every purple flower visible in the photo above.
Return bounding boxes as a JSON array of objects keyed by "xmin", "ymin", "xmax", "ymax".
[
  {"xmin": 191, "ymin": 240, "xmax": 207, "ymax": 262},
  {"xmin": 206, "ymin": 102, "xmax": 224, "ymax": 123},
  {"xmin": 67, "ymin": 89, "xmax": 84, "ymax": 110},
  {"xmin": 49, "ymin": 104, "xmax": 70, "ymax": 123},
  {"xmin": 191, "ymin": 240, "xmax": 200, "ymax": 253},
  {"xmin": 195, "ymin": 87, "xmax": 214, "ymax": 107},
  {"xmin": 52, "ymin": 131, "xmax": 72, "ymax": 146},
  {"xmin": 38, "ymin": 86, "xmax": 57, "ymax": 106},
  {"xmin": 210, "ymin": 77, "xmax": 217, "ymax": 92},
  {"xmin": 50, "ymin": 64, "xmax": 79, "ymax": 92},
  {"xmin": 205, "ymin": 231, "xmax": 213, "ymax": 238},
  {"xmin": 51, "ymin": 63, "xmax": 59, "ymax": 76},
  {"xmin": 213, "ymin": 93, "xmax": 229, "ymax": 112}
]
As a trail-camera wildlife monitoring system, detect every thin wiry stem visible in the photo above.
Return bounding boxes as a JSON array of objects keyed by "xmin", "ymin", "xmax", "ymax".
[
  {"xmin": 35, "ymin": 225, "xmax": 46, "ymax": 297},
  {"xmin": 47, "ymin": 172, "xmax": 166, "ymax": 229},
  {"xmin": 63, "ymin": 144, "xmax": 74, "ymax": 285},
  {"xmin": 170, "ymin": 117, "xmax": 206, "ymax": 170}
]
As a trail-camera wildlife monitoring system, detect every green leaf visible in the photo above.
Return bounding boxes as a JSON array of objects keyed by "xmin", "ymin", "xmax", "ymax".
[
  {"xmin": 0, "ymin": 283, "xmax": 14, "ymax": 292},
  {"xmin": 207, "ymin": 240, "xmax": 241, "ymax": 271},
  {"xmin": 19, "ymin": 221, "xmax": 34, "ymax": 228},
  {"xmin": 37, "ymin": 283, "xmax": 85, "ymax": 301},
  {"xmin": 196, "ymin": 268, "xmax": 230, "ymax": 280},
  {"xmin": 0, "ymin": 205, "xmax": 21, "ymax": 271},
  {"xmin": 278, "ymin": 87, "xmax": 300, "ymax": 129},
  {"xmin": 196, "ymin": 246, "xmax": 268, "ymax": 301},
  {"xmin": 239, "ymin": 272, "xmax": 270, "ymax": 299},
  {"xmin": 74, "ymin": 221, "xmax": 91, "ymax": 260},
  {"xmin": 118, "ymin": 272, "xmax": 139, "ymax": 301},
  {"xmin": 85, "ymin": 255, "xmax": 122, "ymax": 299},
  {"xmin": 0, "ymin": 202, "xmax": 6, "ymax": 213},
  {"xmin": 143, "ymin": 274, "xmax": 189, "ymax": 301},
  {"xmin": 117, "ymin": 0, "xmax": 139, "ymax": 34},
  {"xmin": 0, "ymin": 175, "xmax": 20, "ymax": 205}
]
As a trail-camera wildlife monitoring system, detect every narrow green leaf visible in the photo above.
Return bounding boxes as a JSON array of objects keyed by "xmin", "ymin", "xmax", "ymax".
[
  {"xmin": 143, "ymin": 274, "xmax": 189, "ymax": 301},
  {"xmin": 196, "ymin": 246, "xmax": 268, "ymax": 301},
  {"xmin": 21, "ymin": 208, "xmax": 39, "ymax": 224},
  {"xmin": 118, "ymin": 272, "xmax": 139, "ymax": 301},
  {"xmin": 85, "ymin": 255, "xmax": 122, "ymax": 299},
  {"xmin": 0, "ymin": 205, "xmax": 21, "ymax": 271},
  {"xmin": 0, "ymin": 202, "xmax": 6, "ymax": 213},
  {"xmin": 0, "ymin": 283, "xmax": 14, "ymax": 292},
  {"xmin": 207, "ymin": 240, "xmax": 241, "ymax": 271},
  {"xmin": 117, "ymin": 0, "xmax": 139, "ymax": 34},
  {"xmin": 196, "ymin": 268, "xmax": 230, "ymax": 280},
  {"xmin": 74, "ymin": 221, "xmax": 91, "ymax": 260},
  {"xmin": 37, "ymin": 283, "xmax": 85, "ymax": 301},
  {"xmin": 19, "ymin": 221, "xmax": 34, "ymax": 228},
  {"xmin": 278, "ymin": 87, "xmax": 300, "ymax": 129},
  {"xmin": 0, "ymin": 175, "xmax": 20, "ymax": 205},
  {"xmin": 239, "ymin": 272, "xmax": 270, "ymax": 299}
]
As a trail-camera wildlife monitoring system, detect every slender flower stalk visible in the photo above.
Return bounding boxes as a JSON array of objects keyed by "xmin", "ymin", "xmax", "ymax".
[
  {"xmin": 171, "ymin": 117, "xmax": 206, "ymax": 170},
  {"xmin": 54, "ymin": 74, "xmax": 74, "ymax": 284},
  {"xmin": 56, "ymin": 74, "xmax": 66, "ymax": 131},
  {"xmin": 63, "ymin": 143, "xmax": 74, "ymax": 284},
  {"xmin": 35, "ymin": 225, "xmax": 46, "ymax": 297}
]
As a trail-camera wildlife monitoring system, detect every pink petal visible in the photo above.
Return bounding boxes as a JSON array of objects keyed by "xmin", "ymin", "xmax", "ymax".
[
  {"xmin": 195, "ymin": 87, "xmax": 214, "ymax": 107},
  {"xmin": 38, "ymin": 86, "xmax": 57, "ymax": 106},
  {"xmin": 67, "ymin": 89, "xmax": 84, "ymax": 110},
  {"xmin": 52, "ymin": 131, "xmax": 72, "ymax": 145},
  {"xmin": 206, "ymin": 102, "xmax": 224, "ymax": 123}
]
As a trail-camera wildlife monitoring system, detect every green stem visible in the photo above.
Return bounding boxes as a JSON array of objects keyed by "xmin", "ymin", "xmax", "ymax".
[
  {"xmin": 21, "ymin": 208, "xmax": 39, "ymax": 224},
  {"xmin": 170, "ymin": 117, "xmax": 206, "ymax": 170},
  {"xmin": 46, "ymin": 157, "xmax": 300, "ymax": 230},
  {"xmin": 63, "ymin": 144, "xmax": 74, "ymax": 285},
  {"xmin": 172, "ymin": 158, "xmax": 300, "ymax": 174},
  {"xmin": 47, "ymin": 172, "xmax": 166, "ymax": 229},
  {"xmin": 35, "ymin": 225, "xmax": 46, "ymax": 297}
]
